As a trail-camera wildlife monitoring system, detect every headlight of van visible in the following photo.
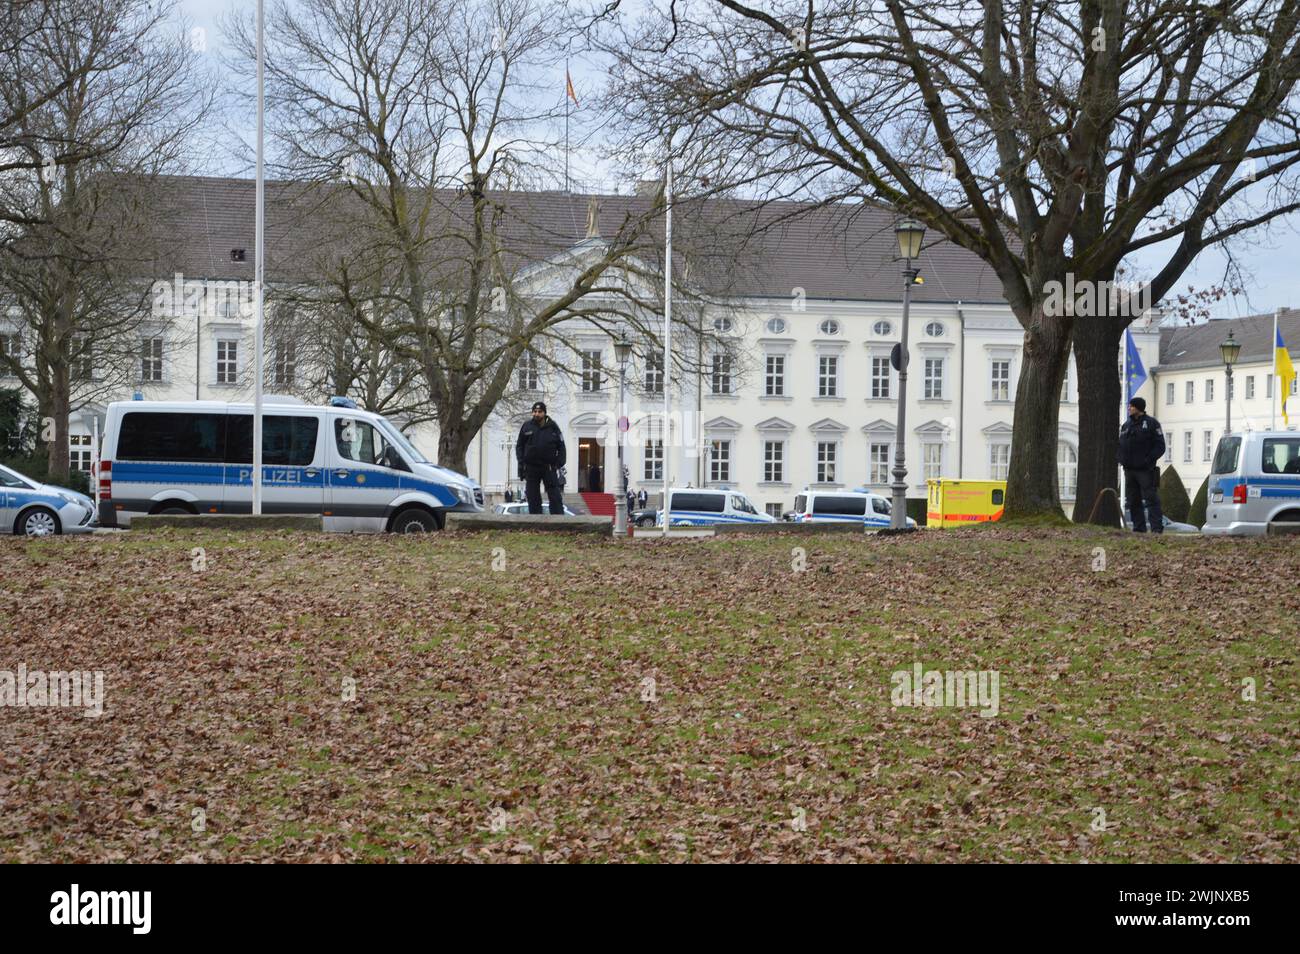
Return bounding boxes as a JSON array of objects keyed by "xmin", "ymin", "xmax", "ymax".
[{"xmin": 454, "ymin": 485, "xmax": 474, "ymax": 505}]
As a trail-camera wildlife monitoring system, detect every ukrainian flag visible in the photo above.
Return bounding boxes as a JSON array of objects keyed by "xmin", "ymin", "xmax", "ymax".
[{"xmin": 1279, "ymin": 327, "xmax": 1296, "ymax": 425}]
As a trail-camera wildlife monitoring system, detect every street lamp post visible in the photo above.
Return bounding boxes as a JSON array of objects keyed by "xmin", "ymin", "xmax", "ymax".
[
  {"xmin": 890, "ymin": 218, "xmax": 925, "ymax": 530},
  {"xmin": 1220, "ymin": 330, "xmax": 1241, "ymax": 435},
  {"xmin": 614, "ymin": 329, "xmax": 633, "ymax": 537}
]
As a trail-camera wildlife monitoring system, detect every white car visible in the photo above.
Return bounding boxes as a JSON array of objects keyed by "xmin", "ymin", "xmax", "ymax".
[
  {"xmin": 0, "ymin": 463, "xmax": 97, "ymax": 536},
  {"xmin": 492, "ymin": 502, "xmax": 577, "ymax": 516}
]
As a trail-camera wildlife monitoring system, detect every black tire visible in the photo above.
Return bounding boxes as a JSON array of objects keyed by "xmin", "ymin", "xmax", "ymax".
[
  {"xmin": 17, "ymin": 506, "xmax": 60, "ymax": 537},
  {"xmin": 152, "ymin": 501, "xmax": 197, "ymax": 516},
  {"xmin": 390, "ymin": 507, "xmax": 438, "ymax": 533},
  {"xmin": 637, "ymin": 516, "xmax": 655, "ymax": 527}
]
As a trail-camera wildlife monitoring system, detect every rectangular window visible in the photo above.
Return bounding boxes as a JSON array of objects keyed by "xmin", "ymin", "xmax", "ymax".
[
  {"xmin": 118, "ymin": 412, "xmax": 227, "ymax": 462},
  {"xmin": 816, "ymin": 441, "xmax": 837, "ymax": 483},
  {"xmin": 1205, "ymin": 378, "xmax": 1214, "ymax": 402},
  {"xmin": 870, "ymin": 442, "xmax": 891, "ymax": 484},
  {"xmin": 989, "ymin": 443, "xmax": 1010, "ymax": 481},
  {"xmin": 1166, "ymin": 382, "xmax": 1175, "ymax": 405},
  {"xmin": 1061, "ymin": 364, "xmax": 1070, "ymax": 403},
  {"xmin": 517, "ymin": 351, "xmax": 540, "ymax": 391},
  {"xmin": 226, "ymin": 415, "xmax": 321, "ymax": 466},
  {"xmin": 765, "ymin": 503, "xmax": 783, "ymax": 519},
  {"xmin": 871, "ymin": 356, "xmax": 891, "ymax": 399},
  {"xmin": 581, "ymin": 350, "xmax": 602, "ymax": 392},
  {"xmin": 923, "ymin": 443, "xmax": 942, "ymax": 481},
  {"xmin": 643, "ymin": 439, "xmax": 663, "ymax": 481},
  {"xmin": 69, "ymin": 434, "xmax": 92, "ymax": 473},
  {"xmin": 216, "ymin": 340, "xmax": 239, "ymax": 385},
  {"xmin": 1186, "ymin": 380, "xmax": 1195, "ymax": 403},
  {"xmin": 672, "ymin": 492, "xmax": 723, "ymax": 513},
  {"xmin": 1203, "ymin": 430, "xmax": 1213, "ymax": 462},
  {"xmin": 818, "ymin": 355, "xmax": 838, "ymax": 397},
  {"xmin": 1164, "ymin": 435, "xmax": 1173, "ymax": 462},
  {"xmin": 923, "ymin": 358, "xmax": 944, "ymax": 399},
  {"xmin": 1246, "ymin": 376, "xmax": 1255, "ymax": 400},
  {"xmin": 709, "ymin": 439, "xmax": 731, "ymax": 482},
  {"xmin": 1262, "ymin": 437, "xmax": 1300, "ymax": 475},
  {"xmin": 812, "ymin": 495, "xmax": 866, "ymax": 516},
  {"xmin": 643, "ymin": 353, "xmax": 663, "ymax": 394},
  {"xmin": 764, "ymin": 355, "xmax": 785, "ymax": 396},
  {"xmin": 763, "ymin": 440, "xmax": 784, "ymax": 483},
  {"xmin": 1267, "ymin": 374, "xmax": 1274, "ymax": 399},
  {"xmin": 140, "ymin": 337, "xmax": 163, "ymax": 383},
  {"xmin": 1183, "ymin": 430, "xmax": 1192, "ymax": 463},
  {"xmin": 711, "ymin": 354, "xmax": 732, "ymax": 395},
  {"xmin": 273, "ymin": 340, "xmax": 296, "ymax": 387},
  {"xmin": 0, "ymin": 332, "xmax": 18, "ymax": 374},
  {"xmin": 70, "ymin": 336, "xmax": 92, "ymax": 382},
  {"xmin": 991, "ymin": 360, "xmax": 1010, "ymax": 402}
]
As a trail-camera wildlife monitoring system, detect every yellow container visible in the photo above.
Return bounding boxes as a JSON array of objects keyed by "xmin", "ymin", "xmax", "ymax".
[{"xmin": 926, "ymin": 479, "xmax": 1007, "ymax": 527}]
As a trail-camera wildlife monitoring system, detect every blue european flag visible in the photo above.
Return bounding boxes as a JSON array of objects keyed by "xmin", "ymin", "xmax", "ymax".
[{"xmin": 1125, "ymin": 329, "xmax": 1147, "ymax": 401}]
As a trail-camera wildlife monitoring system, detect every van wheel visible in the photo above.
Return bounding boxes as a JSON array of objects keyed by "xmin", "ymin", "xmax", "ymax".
[
  {"xmin": 152, "ymin": 502, "xmax": 197, "ymax": 516},
  {"xmin": 18, "ymin": 507, "xmax": 60, "ymax": 537},
  {"xmin": 390, "ymin": 507, "xmax": 438, "ymax": 533}
]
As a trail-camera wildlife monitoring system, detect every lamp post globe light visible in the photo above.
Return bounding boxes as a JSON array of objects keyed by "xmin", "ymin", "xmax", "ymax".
[
  {"xmin": 1220, "ymin": 330, "xmax": 1241, "ymax": 435},
  {"xmin": 613, "ymin": 328, "xmax": 633, "ymax": 537},
  {"xmin": 889, "ymin": 217, "xmax": 925, "ymax": 530}
]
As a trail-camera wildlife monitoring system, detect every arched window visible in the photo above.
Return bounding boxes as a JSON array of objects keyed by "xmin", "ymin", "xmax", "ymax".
[
  {"xmin": 924, "ymin": 321, "xmax": 945, "ymax": 337},
  {"xmin": 872, "ymin": 320, "xmax": 893, "ymax": 336},
  {"xmin": 1057, "ymin": 442, "xmax": 1078, "ymax": 500},
  {"xmin": 818, "ymin": 319, "xmax": 840, "ymax": 336},
  {"xmin": 766, "ymin": 317, "xmax": 786, "ymax": 334}
]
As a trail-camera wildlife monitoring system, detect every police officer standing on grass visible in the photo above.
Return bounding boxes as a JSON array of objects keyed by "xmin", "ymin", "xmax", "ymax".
[
  {"xmin": 516, "ymin": 401, "xmax": 567, "ymax": 515},
  {"xmin": 1119, "ymin": 396, "xmax": 1166, "ymax": 533}
]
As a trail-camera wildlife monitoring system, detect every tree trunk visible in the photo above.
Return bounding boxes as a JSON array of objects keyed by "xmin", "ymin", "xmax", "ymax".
[
  {"xmin": 437, "ymin": 423, "xmax": 473, "ymax": 476},
  {"xmin": 46, "ymin": 384, "xmax": 70, "ymax": 484},
  {"xmin": 1003, "ymin": 310, "xmax": 1072, "ymax": 521},
  {"xmin": 1073, "ymin": 318, "xmax": 1124, "ymax": 525}
]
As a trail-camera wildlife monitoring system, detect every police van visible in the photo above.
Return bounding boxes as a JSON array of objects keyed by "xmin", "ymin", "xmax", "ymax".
[
  {"xmin": 657, "ymin": 487, "xmax": 775, "ymax": 527},
  {"xmin": 1202, "ymin": 430, "xmax": 1300, "ymax": 536},
  {"xmin": 789, "ymin": 489, "xmax": 917, "ymax": 529},
  {"xmin": 97, "ymin": 397, "xmax": 483, "ymax": 532}
]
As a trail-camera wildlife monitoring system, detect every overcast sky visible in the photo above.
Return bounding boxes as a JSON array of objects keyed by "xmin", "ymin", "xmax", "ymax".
[{"xmin": 180, "ymin": 0, "xmax": 1300, "ymax": 323}]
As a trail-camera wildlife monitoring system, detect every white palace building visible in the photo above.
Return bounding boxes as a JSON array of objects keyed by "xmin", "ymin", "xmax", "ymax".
[{"xmin": 8, "ymin": 175, "xmax": 1293, "ymax": 514}]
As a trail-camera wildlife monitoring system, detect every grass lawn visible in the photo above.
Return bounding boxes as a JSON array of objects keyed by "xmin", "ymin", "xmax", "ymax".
[{"xmin": 1, "ymin": 525, "xmax": 1296, "ymax": 862}]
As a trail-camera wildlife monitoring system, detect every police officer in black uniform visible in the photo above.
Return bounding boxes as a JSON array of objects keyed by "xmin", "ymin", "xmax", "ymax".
[
  {"xmin": 515, "ymin": 401, "xmax": 567, "ymax": 515},
  {"xmin": 1118, "ymin": 396, "xmax": 1166, "ymax": 533}
]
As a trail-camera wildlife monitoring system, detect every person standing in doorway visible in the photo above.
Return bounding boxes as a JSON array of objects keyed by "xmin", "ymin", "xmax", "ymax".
[{"xmin": 516, "ymin": 402, "xmax": 567, "ymax": 515}]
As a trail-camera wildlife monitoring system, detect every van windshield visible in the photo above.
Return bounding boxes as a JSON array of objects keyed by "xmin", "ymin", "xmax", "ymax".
[
  {"xmin": 1211, "ymin": 436, "xmax": 1242, "ymax": 475},
  {"xmin": 374, "ymin": 417, "xmax": 429, "ymax": 465}
]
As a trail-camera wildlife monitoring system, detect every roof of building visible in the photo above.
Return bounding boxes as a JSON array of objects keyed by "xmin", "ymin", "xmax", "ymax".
[
  {"xmin": 140, "ymin": 175, "xmax": 1012, "ymax": 305},
  {"xmin": 1157, "ymin": 310, "xmax": 1300, "ymax": 371}
]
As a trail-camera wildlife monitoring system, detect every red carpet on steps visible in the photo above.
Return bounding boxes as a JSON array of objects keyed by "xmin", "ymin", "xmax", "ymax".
[{"xmin": 580, "ymin": 492, "xmax": 616, "ymax": 516}]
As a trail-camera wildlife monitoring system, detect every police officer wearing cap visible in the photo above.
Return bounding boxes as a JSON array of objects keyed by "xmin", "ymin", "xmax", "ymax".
[
  {"xmin": 516, "ymin": 401, "xmax": 567, "ymax": 515},
  {"xmin": 1118, "ymin": 396, "xmax": 1166, "ymax": 533}
]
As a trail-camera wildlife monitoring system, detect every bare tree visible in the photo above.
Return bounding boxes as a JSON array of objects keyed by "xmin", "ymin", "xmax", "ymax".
[
  {"xmin": 579, "ymin": 0, "xmax": 1300, "ymax": 521},
  {"xmin": 0, "ymin": 0, "xmax": 213, "ymax": 482}
]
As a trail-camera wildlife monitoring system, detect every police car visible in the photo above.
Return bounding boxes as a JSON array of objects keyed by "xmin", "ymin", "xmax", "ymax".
[
  {"xmin": 789, "ymin": 489, "xmax": 917, "ymax": 529},
  {"xmin": 1202, "ymin": 430, "xmax": 1300, "ymax": 535},
  {"xmin": 0, "ymin": 463, "xmax": 97, "ymax": 536},
  {"xmin": 656, "ymin": 487, "xmax": 775, "ymax": 527},
  {"xmin": 97, "ymin": 397, "xmax": 482, "ymax": 532}
]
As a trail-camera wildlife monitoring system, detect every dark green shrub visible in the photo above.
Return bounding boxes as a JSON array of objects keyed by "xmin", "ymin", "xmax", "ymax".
[
  {"xmin": 1188, "ymin": 474, "xmax": 1210, "ymax": 528},
  {"xmin": 1159, "ymin": 465, "xmax": 1192, "ymax": 523}
]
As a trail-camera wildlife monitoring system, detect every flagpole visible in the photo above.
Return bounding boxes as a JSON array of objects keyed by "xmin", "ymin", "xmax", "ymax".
[
  {"xmin": 661, "ymin": 144, "xmax": 673, "ymax": 533},
  {"xmin": 252, "ymin": 0, "xmax": 265, "ymax": 515},
  {"xmin": 1272, "ymin": 309, "xmax": 1279, "ymax": 431},
  {"xmin": 564, "ymin": 62, "xmax": 570, "ymax": 193},
  {"xmin": 1120, "ymin": 330, "xmax": 1128, "ymax": 519}
]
